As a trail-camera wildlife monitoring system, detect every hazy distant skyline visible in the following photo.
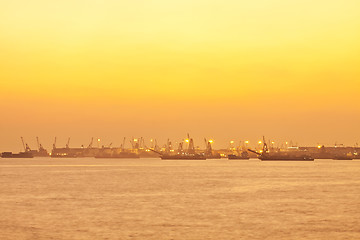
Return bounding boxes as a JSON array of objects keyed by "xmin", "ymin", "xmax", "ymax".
[{"xmin": 1, "ymin": 0, "xmax": 359, "ymax": 151}]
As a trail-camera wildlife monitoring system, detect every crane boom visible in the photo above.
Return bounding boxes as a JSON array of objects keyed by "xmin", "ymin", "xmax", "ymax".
[
  {"xmin": 53, "ymin": 137, "xmax": 57, "ymax": 150},
  {"xmin": 88, "ymin": 137, "xmax": 93, "ymax": 148},
  {"xmin": 36, "ymin": 137, "xmax": 40, "ymax": 150},
  {"xmin": 21, "ymin": 137, "xmax": 26, "ymax": 151},
  {"xmin": 66, "ymin": 137, "xmax": 70, "ymax": 148},
  {"xmin": 247, "ymin": 149, "xmax": 261, "ymax": 155}
]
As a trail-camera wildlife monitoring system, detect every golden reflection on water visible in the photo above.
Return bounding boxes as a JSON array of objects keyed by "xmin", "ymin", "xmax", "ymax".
[{"xmin": 1, "ymin": 158, "xmax": 360, "ymax": 240}]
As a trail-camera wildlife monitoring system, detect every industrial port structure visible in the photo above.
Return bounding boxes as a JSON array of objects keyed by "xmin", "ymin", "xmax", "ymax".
[{"xmin": 1, "ymin": 135, "xmax": 360, "ymax": 160}]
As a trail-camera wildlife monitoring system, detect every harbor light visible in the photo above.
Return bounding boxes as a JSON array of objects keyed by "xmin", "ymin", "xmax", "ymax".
[
  {"xmin": 209, "ymin": 140, "xmax": 213, "ymax": 143},
  {"xmin": 185, "ymin": 139, "xmax": 189, "ymax": 143},
  {"xmin": 258, "ymin": 141, "xmax": 262, "ymax": 144},
  {"xmin": 245, "ymin": 141, "xmax": 249, "ymax": 144},
  {"xmin": 230, "ymin": 140, "xmax": 234, "ymax": 144}
]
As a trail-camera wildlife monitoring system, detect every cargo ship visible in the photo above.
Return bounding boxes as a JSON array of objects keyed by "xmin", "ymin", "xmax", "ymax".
[
  {"xmin": 332, "ymin": 154, "xmax": 353, "ymax": 160},
  {"xmin": 1, "ymin": 152, "xmax": 34, "ymax": 158},
  {"xmin": 248, "ymin": 136, "xmax": 314, "ymax": 161},
  {"xmin": 1, "ymin": 137, "xmax": 35, "ymax": 158},
  {"xmin": 150, "ymin": 134, "xmax": 207, "ymax": 160}
]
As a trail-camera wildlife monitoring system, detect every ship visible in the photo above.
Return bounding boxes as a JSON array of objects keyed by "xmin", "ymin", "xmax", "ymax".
[
  {"xmin": 95, "ymin": 150, "xmax": 139, "ymax": 159},
  {"xmin": 1, "ymin": 151, "xmax": 33, "ymax": 158},
  {"xmin": 228, "ymin": 142, "xmax": 250, "ymax": 160},
  {"xmin": 150, "ymin": 134, "xmax": 207, "ymax": 160},
  {"xmin": 18, "ymin": 137, "xmax": 49, "ymax": 157},
  {"xmin": 248, "ymin": 136, "xmax": 314, "ymax": 161},
  {"xmin": 149, "ymin": 147, "xmax": 206, "ymax": 160},
  {"xmin": 1, "ymin": 137, "xmax": 35, "ymax": 158},
  {"xmin": 159, "ymin": 153, "xmax": 206, "ymax": 160},
  {"xmin": 332, "ymin": 154, "xmax": 353, "ymax": 160},
  {"xmin": 227, "ymin": 152, "xmax": 250, "ymax": 160},
  {"xmin": 95, "ymin": 137, "xmax": 140, "ymax": 158}
]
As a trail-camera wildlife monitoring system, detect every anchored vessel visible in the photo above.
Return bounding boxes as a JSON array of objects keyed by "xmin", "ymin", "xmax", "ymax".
[
  {"xmin": 150, "ymin": 134, "xmax": 207, "ymax": 160},
  {"xmin": 1, "ymin": 152, "xmax": 34, "ymax": 158},
  {"xmin": 159, "ymin": 153, "xmax": 206, "ymax": 160},
  {"xmin": 332, "ymin": 155, "xmax": 353, "ymax": 160},
  {"xmin": 248, "ymin": 136, "xmax": 314, "ymax": 161},
  {"xmin": 95, "ymin": 151, "xmax": 139, "ymax": 158},
  {"xmin": 228, "ymin": 153, "xmax": 250, "ymax": 160},
  {"xmin": 149, "ymin": 149, "xmax": 206, "ymax": 160}
]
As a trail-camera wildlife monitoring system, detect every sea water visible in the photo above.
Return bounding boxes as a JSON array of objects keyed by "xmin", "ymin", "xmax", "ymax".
[{"xmin": 1, "ymin": 158, "xmax": 360, "ymax": 239}]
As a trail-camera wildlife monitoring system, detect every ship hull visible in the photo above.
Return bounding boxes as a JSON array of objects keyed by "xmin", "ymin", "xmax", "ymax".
[
  {"xmin": 161, "ymin": 155, "xmax": 206, "ymax": 160},
  {"xmin": 228, "ymin": 154, "xmax": 249, "ymax": 160},
  {"xmin": 260, "ymin": 157, "xmax": 314, "ymax": 161},
  {"xmin": 1, "ymin": 152, "xmax": 34, "ymax": 158},
  {"xmin": 332, "ymin": 157, "xmax": 353, "ymax": 160},
  {"xmin": 95, "ymin": 152, "xmax": 140, "ymax": 159}
]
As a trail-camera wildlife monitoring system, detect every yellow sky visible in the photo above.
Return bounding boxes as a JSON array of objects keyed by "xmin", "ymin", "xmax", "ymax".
[{"xmin": 0, "ymin": 0, "xmax": 359, "ymax": 150}]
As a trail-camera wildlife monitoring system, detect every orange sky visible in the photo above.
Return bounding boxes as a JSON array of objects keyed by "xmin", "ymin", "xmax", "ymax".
[{"xmin": 1, "ymin": 0, "xmax": 360, "ymax": 151}]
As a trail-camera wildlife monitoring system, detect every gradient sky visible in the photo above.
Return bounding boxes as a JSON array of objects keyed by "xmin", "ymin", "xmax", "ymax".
[{"xmin": 1, "ymin": 0, "xmax": 360, "ymax": 151}]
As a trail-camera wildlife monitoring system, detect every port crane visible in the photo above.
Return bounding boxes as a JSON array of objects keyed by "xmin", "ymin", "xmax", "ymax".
[
  {"xmin": 87, "ymin": 137, "xmax": 94, "ymax": 148},
  {"xmin": 247, "ymin": 136, "xmax": 268, "ymax": 156},
  {"xmin": 36, "ymin": 137, "xmax": 46, "ymax": 152},
  {"xmin": 204, "ymin": 138, "xmax": 213, "ymax": 156},
  {"xmin": 167, "ymin": 139, "xmax": 172, "ymax": 153},
  {"xmin": 154, "ymin": 139, "xmax": 160, "ymax": 152},
  {"xmin": 21, "ymin": 137, "xmax": 31, "ymax": 152},
  {"xmin": 178, "ymin": 142, "xmax": 184, "ymax": 153},
  {"xmin": 66, "ymin": 137, "xmax": 70, "ymax": 148},
  {"xmin": 53, "ymin": 137, "xmax": 57, "ymax": 150},
  {"xmin": 187, "ymin": 134, "xmax": 195, "ymax": 154},
  {"xmin": 121, "ymin": 137, "xmax": 126, "ymax": 151}
]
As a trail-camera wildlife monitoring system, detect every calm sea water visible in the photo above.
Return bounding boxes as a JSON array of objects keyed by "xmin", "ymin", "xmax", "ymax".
[{"xmin": 1, "ymin": 158, "xmax": 360, "ymax": 240}]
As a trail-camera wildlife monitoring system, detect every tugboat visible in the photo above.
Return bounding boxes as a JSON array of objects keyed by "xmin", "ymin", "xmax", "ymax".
[{"xmin": 248, "ymin": 136, "xmax": 314, "ymax": 161}]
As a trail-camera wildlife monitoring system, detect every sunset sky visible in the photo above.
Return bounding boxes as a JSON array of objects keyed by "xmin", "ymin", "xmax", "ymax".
[{"xmin": 1, "ymin": 0, "xmax": 359, "ymax": 151}]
